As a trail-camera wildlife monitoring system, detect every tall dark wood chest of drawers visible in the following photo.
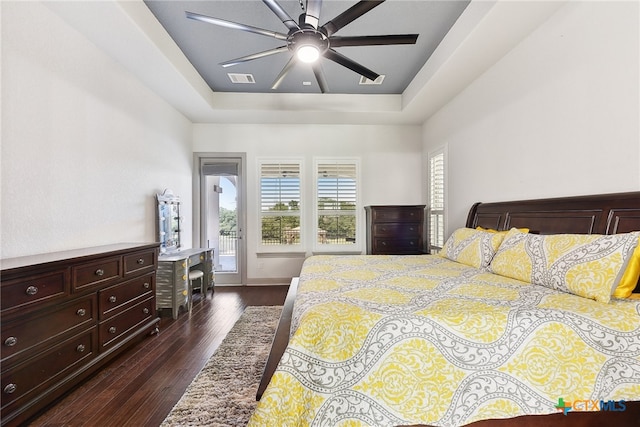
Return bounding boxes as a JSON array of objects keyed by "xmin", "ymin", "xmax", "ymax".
[
  {"xmin": 365, "ymin": 205, "xmax": 426, "ymax": 254},
  {"xmin": 0, "ymin": 243, "xmax": 160, "ymax": 426}
]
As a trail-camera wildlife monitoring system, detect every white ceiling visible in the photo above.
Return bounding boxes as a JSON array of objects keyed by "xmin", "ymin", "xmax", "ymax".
[{"xmin": 45, "ymin": 0, "xmax": 567, "ymax": 125}]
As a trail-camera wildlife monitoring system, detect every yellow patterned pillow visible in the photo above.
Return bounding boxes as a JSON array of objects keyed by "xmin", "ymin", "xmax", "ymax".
[
  {"xmin": 440, "ymin": 228, "xmax": 506, "ymax": 269},
  {"xmin": 612, "ymin": 237, "xmax": 640, "ymax": 298},
  {"xmin": 490, "ymin": 228, "xmax": 640, "ymax": 303}
]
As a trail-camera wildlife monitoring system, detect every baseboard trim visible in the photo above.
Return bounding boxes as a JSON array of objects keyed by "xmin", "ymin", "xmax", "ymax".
[{"xmin": 243, "ymin": 277, "xmax": 291, "ymax": 286}]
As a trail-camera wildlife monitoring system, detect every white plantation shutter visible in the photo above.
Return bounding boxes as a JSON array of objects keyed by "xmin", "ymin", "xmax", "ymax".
[
  {"xmin": 429, "ymin": 150, "xmax": 445, "ymax": 251},
  {"xmin": 260, "ymin": 163, "xmax": 301, "ymax": 214},
  {"xmin": 259, "ymin": 161, "xmax": 302, "ymax": 247},
  {"xmin": 317, "ymin": 163, "xmax": 357, "ymax": 210},
  {"xmin": 316, "ymin": 161, "xmax": 358, "ymax": 246}
]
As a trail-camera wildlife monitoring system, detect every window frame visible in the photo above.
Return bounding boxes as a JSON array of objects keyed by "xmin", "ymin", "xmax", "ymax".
[
  {"xmin": 312, "ymin": 157, "xmax": 362, "ymax": 253},
  {"xmin": 427, "ymin": 147, "xmax": 446, "ymax": 253},
  {"xmin": 257, "ymin": 158, "xmax": 304, "ymax": 253}
]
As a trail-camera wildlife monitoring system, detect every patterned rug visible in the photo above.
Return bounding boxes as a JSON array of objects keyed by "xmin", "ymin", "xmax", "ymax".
[{"xmin": 161, "ymin": 306, "xmax": 282, "ymax": 427}]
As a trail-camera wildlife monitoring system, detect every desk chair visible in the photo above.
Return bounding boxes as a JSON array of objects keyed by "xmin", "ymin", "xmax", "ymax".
[{"xmin": 187, "ymin": 269, "xmax": 204, "ymax": 313}]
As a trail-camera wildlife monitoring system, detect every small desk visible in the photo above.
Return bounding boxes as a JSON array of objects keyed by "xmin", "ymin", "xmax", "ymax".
[{"xmin": 156, "ymin": 248, "xmax": 214, "ymax": 319}]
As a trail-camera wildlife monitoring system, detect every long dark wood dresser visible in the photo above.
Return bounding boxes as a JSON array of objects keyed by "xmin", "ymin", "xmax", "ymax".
[{"xmin": 0, "ymin": 243, "xmax": 160, "ymax": 426}]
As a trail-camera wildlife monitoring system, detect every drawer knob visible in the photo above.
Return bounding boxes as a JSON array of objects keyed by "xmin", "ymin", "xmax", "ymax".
[
  {"xmin": 25, "ymin": 286, "xmax": 38, "ymax": 296},
  {"xmin": 381, "ymin": 242, "xmax": 387, "ymax": 246},
  {"xmin": 143, "ymin": 282, "xmax": 150, "ymax": 289},
  {"xmin": 143, "ymin": 308, "xmax": 150, "ymax": 315},
  {"xmin": 4, "ymin": 384, "xmax": 16, "ymax": 394},
  {"xmin": 95, "ymin": 269, "xmax": 105, "ymax": 277},
  {"xmin": 76, "ymin": 344, "xmax": 86, "ymax": 353},
  {"xmin": 77, "ymin": 308, "xmax": 86, "ymax": 317},
  {"xmin": 108, "ymin": 326, "xmax": 117, "ymax": 334},
  {"xmin": 108, "ymin": 296, "xmax": 117, "ymax": 303},
  {"xmin": 4, "ymin": 336, "xmax": 18, "ymax": 347},
  {"xmin": 137, "ymin": 258, "xmax": 145, "ymax": 265}
]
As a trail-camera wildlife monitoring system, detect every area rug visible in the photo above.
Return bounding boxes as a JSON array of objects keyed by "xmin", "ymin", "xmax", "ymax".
[{"xmin": 161, "ymin": 305, "xmax": 282, "ymax": 427}]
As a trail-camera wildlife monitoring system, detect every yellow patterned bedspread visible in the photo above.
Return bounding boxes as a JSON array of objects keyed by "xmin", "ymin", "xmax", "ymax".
[{"xmin": 249, "ymin": 255, "xmax": 640, "ymax": 426}]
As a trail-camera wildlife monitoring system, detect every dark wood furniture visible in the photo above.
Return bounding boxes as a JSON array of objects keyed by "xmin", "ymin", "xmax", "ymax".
[
  {"xmin": 27, "ymin": 286, "xmax": 289, "ymax": 426},
  {"xmin": 257, "ymin": 191, "xmax": 640, "ymax": 425},
  {"xmin": 365, "ymin": 205, "xmax": 426, "ymax": 254},
  {"xmin": 467, "ymin": 191, "xmax": 640, "ymax": 236},
  {"xmin": 0, "ymin": 243, "xmax": 160, "ymax": 427}
]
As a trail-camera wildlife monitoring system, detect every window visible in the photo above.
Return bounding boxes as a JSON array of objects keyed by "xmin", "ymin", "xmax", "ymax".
[
  {"xmin": 428, "ymin": 148, "xmax": 445, "ymax": 253},
  {"xmin": 259, "ymin": 160, "xmax": 302, "ymax": 249},
  {"xmin": 315, "ymin": 159, "xmax": 359, "ymax": 249}
]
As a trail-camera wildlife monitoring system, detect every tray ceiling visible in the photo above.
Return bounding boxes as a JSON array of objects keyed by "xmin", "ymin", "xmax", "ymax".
[{"xmin": 144, "ymin": 0, "xmax": 471, "ymax": 94}]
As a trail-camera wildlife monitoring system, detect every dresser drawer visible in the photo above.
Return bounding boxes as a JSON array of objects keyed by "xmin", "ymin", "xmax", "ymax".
[
  {"xmin": 0, "ymin": 243, "xmax": 158, "ymax": 426},
  {"xmin": 365, "ymin": 205, "xmax": 426, "ymax": 255},
  {"xmin": 372, "ymin": 222, "xmax": 422, "ymax": 237},
  {"xmin": 99, "ymin": 274, "xmax": 154, "ymax": 320},
  {"xmin": 123, "ymin": 249, "xmax": 157, "ymax": 277},
  {"xmin": 371, "ymin": 207, "xmax": 423, "ymax": 223},
  {"xmin": 1, "ymin": 328, "xmax": 97, "ymax": 409},
  {"xmin": 373, "ymin": 238, "xmax": 422, "ymax": 254},
  {"xmin": 99, "ymin": 297, "xmax": 154, "ymax": 350},
  {"xmin": 1, "ymin": 269, "xmax": 69, "ymax": 313},
  {"xmin": 1, "ymin": 295, "xmax": 96, "ymax": 364},
  {"xmin": 72, "ymin": 256, "xmax": 122, "ymax": 292}
]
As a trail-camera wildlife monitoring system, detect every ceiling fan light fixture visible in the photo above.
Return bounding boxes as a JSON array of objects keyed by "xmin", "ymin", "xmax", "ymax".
[
  {"xmin": 296, "ymin": 44, "xmax": 320, "ymax": 63},
  {"xmin": 184, "ymin": 0, "xmax": 420, "ymax": 93}
]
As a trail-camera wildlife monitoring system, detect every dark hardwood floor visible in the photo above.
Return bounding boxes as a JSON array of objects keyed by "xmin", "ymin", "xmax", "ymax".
[{"xmin": 26, "ymin": 285, "xmax": 289, "ymax": 427}]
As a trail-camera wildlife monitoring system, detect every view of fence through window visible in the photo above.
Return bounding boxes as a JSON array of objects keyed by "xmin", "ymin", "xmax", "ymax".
[
  {"xmin": 316, "ymin": 162, "xmax": 357, "ymax": 245},
  {"xmin": 258, "ymin": 161, "xmax": 357, "ymax": 245},
  {"xmin": 260, "ymin": 162, "xmax": 302, "ymax": 245},
  {"xmin": 218, "ymin": 230, "xmax": 238, "ymax": 255}
]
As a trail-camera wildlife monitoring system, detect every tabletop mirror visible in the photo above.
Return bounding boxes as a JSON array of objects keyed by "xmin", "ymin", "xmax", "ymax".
[{"xmin": 156, "ymin": 189, "xmax": 181, "ymax": 254}]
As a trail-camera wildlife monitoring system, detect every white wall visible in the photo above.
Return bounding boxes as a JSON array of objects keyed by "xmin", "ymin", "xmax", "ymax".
[
  {"xmin": 193, "ymin": 123, "xmax": 423, "ymax": 282},
  {"xmin": 423, "ymin": 0, "xmax": 640, "ymax": 237},
  {"xmin": 7, "ymin": 0, "xmax": 636, "ymax": 283},
  {"xmin": 1, "ymin": 2, "xmax": 193, "ymax": 258}
]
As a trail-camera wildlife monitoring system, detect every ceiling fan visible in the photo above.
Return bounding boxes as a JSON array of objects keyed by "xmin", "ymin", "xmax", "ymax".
[{"xmin": 185, "ymin": 0, "xmax": 419, "ymax": 93}]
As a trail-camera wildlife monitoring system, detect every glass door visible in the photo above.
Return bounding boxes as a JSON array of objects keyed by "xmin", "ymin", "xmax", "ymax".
[{"xmin": 199, "ymin": 156, "xmax": 245, "ymax": 285}]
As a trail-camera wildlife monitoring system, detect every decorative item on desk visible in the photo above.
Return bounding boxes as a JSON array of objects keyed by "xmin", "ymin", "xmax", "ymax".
[{"xmin": 156, "ymin": 189, "xmax": 181, "ymax": 254}]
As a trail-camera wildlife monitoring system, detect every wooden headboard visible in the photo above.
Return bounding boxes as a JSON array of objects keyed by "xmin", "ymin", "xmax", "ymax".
[
  {"xmin": 466, "ymin": 191, "xmax": 640, "ymax": 235},
  {"xmin": 465, "ymin": 191, "xmax": 640, "ymax": 293}
]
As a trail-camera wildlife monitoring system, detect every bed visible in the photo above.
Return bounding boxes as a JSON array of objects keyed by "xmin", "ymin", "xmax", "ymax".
[{"xmin": 251, "ymin": 191, "xmax": 640, "ymax": 426}]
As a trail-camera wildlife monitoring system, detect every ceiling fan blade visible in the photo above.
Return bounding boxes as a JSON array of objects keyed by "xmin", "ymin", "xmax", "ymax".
[
  {"xmin": 322, "ymin": 0, "xmax": 385, "ymax": 36},
  {"xmin": 305, "ymin": 0, "xmax": 323, "ymax": 29},
  {"xmin": 262, "ymin": 0, "xmax": 300, "ymax": 31},
  {"xmin": 324, "ymin": 49, "xmax": 379, "ymax": 82},
  {"xmin": 271, "ymin": 56, "xmax": 297, "ymax": 90},
  {"xmin": 185, "ymin": 11, "xmax": 287, "ymax": 40},
  {"xmin": 312, "ymin": 63, "xmax": 329, "ymax": 93},
  {"xmin": 330, "ymin": 34, "xmax": 419, "ymax": 47},
  {"xmin": 220, "ymin": 46, "xmax": 289, "ymax": 67}
]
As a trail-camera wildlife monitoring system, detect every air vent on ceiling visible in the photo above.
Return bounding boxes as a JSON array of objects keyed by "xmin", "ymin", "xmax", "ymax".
[
  {"xmin": 359, "ymin": 75, "xmax": 385, "ymax": 85},
  {"xmin": 228, "ymin": 73, "xmax": 255, "ymax": 84}
]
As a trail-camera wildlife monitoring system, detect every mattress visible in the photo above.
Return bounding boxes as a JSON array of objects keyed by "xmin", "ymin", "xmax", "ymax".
[{"xmin": 249, "ymin": 254, "xmax": 640, "ymax": 426}]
